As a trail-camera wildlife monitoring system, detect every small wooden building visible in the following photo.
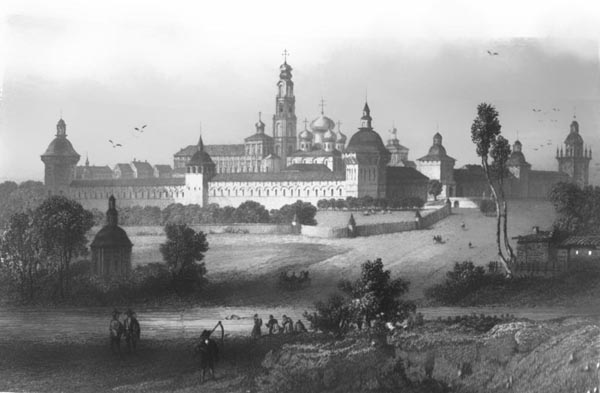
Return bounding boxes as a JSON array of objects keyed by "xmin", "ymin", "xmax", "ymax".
[
  {"xmin": 513, "ymin": 227, "xmax": 561, "ymax": 275},
  {"xmin": 514, "ymin": 227, "xmax": 600, "ymax": 275},
  {"xmin": 91, "ymin": 196, "xmax": 133, "ymax": 278}
]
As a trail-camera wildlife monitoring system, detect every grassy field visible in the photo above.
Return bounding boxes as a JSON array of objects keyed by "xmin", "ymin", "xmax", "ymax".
[{"xmin": 122, "ymin": 199, "xmax": 556, "ymax": 306}]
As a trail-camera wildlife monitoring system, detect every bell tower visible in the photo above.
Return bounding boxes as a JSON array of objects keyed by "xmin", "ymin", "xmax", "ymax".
[
  {"xmin": 272, "ymin": 49, "xmax": 297, "ymax": 164},
  {"xmin": 557, "ymin": 116, "xmax": 591, "ymax": 187},
  {"xmin": 41, "ymin": 118, "xmax": 80, "ymax": 195}
]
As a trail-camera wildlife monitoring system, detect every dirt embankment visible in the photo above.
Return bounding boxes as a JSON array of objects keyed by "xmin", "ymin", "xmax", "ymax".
[{"xmin": 257, "ymin": 317, "xmax": 600, "ymax": 393}]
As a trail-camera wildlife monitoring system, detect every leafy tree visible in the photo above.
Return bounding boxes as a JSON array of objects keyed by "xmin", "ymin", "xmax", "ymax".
[
  {"xmin": 159, "ymin": 223, "xmax": 208, "ymax": 294},
  {"xmin": 335, "ymin": 199, "xmax": 347, "ymax": 210},
  {"xmin": 338, "ymin": 258, "xmax": 414, "ymax": 328},
  {"xmin": 424, "ymin": 261, "xmax": 495, "ymax": 304},
  {"xmin": 0, "ymin": 211, "xmax": 41, "ymax": 300},
  {"xmin": 33, "ymin": 196, "xmax": 95, "ymax": 299},
  {"xmin": 317, "ymin": 199, "xmax": 330, "ymax": 209},
  {"xmin": 428, "ymin": 180, "xmax": 443, "ymax": 201},
  {"xmin": 470, "ymin": 103, "xmax": 512, "ymax": 275},
  {"xmin": 270, "ymin": 200, "xmax": 317, "ymax": 225},
  {"xmin": 232, "ymin": 201, "xmax": 270, "ymax": 223},
  {"xmin": 549, "ymin": 182, "xmax": 600, "ymax": 234},
  {"xmin": 0, "ymin": 181, "xmax": 46, "ymax": 230}
]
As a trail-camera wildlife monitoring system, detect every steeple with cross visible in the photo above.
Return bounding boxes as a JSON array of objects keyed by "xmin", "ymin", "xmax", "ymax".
[
  {"xmin": 319, "ymin": 97, "xmax": 326, "ymax": 115},
  {"xmin": 273, "ymin": 50, "xmax": 297, "ymax": 163}
]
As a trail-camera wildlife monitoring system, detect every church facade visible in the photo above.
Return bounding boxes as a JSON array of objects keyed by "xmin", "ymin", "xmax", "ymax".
[{"xmin": 40, "ymin": 58, "xmax": 591, "ymax": 210}]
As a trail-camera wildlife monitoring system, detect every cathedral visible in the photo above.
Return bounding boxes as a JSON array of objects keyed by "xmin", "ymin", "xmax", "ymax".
[{"xmin": 40, "ymin": 57, "xmax": 592, "ymax": 210}]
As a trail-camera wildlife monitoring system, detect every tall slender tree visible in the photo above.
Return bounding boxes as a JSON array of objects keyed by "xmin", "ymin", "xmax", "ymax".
[
  {"xmin": 470, "ymin": 103, "xmax": 512, "ymax": 275},
  {"xmin": 490, "ymin": 135, "xmax": 516, "ymax": 262}
]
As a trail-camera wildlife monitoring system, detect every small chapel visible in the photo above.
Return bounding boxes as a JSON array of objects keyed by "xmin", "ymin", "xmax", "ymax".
[{"xmin": 91, "ymin": 196, "xmax": 133, "ymax": 278}]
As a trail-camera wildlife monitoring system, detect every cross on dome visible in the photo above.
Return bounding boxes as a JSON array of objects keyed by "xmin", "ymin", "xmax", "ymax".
[
  {"xmin": 282, "ymin": 49, "xmax": 290, "ymax": 63},
  {"xmin": 319, "ymin": 97, "xmax": 326, "ymax": 114}
]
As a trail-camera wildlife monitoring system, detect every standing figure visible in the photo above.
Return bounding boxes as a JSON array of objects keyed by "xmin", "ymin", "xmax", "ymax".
[
  {"xmin": 251, "ymin": 314, "xmax": 263, "ymax": 339},
  {"xmin": 124, "ymin": 309, "xmax": 141, "ymax": 353},
  {"xmin": 294, "ymin": 319, "xmax": 307, "ymax": 333},
  {"xmin": 282, "ymin": 315, "xmax": 294, "ymax": 333},
  {"xmin": 109, "ymin": 309, "xmax": 124, "ymax": 356},
  {"xmin": 266, "ymin": 315, "xmax": 281, "ymax": 335},
  {"xmin": 195, "ymin": 330, "xmax": 219, "ymax": 383}
]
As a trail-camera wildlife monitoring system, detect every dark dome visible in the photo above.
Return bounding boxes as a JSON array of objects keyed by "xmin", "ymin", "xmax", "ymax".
[
  {"xmin": 91, "ymin": 226, "xmax": 132, "ymax": 248},
  {"xmin": 188, "ymin": 150, "xmax": 214, "ymax": 166},
  {"xmin": 42, "ymin": 137, "xmax": 80, "ymax": 158},
  {"xmin": 427, "ymin": 144, "xmax": 447, "ymax": 156},
  {"xmin": 565, "ymin": 132, "xmax": 584, "ymax": 146},
  {"xmin": 508, "ymin": 151, "xmax": 527, "ymax": 166},
  {"xmin": 346, "ymin": 128, "xmax": 389, "ymax": 155}
]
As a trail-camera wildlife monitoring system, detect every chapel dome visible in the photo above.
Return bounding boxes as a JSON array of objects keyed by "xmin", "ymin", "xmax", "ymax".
[
  {"xmin": 91, "ymin": 226, "xmax": 133, "ymax": 248},
  {"xmin": 346, "ymin": 128, "xmax": 389, "ymax": 155},
  {"xmin": 323, "ymin": 129, "xmax": 337, "ymax": 142},
  {"xmin": 188, "ymin": 150, "xmax": 214, "ymax": 166}
]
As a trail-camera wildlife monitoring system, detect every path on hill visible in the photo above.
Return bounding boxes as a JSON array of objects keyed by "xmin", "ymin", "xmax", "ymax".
[{"xmin": 2, "ymin": 304, "xmax": 600, "ymax": 343}]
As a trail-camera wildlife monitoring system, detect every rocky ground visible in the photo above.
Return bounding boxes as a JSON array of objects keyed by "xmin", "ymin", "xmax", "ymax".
[{"xmin": 257, "ymin": 317, "xmax": 600, "ymax": 393}]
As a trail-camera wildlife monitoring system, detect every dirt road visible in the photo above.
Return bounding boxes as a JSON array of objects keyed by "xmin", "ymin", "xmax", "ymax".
[{"xmin": 2, "ymin": 304, "xmax": 599, "ymax": 343}]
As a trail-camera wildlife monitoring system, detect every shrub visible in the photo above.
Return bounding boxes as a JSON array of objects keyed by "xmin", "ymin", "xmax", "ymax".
[
  {"xmin": 479, "ymin": 199, "xmax": 496, "ymax": 215},
  {"xmin": 425, "ymin": 261, "xmax": 504, "ymax": 305},
  {"xmin": 303, "ymin": 294, "xmax": 352, "ymax": 337}
]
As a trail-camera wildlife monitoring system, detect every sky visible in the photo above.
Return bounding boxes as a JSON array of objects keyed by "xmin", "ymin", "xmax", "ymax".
[{"xmin": 1, "ymin": 0, "xmax": 600, "ymax": 183}]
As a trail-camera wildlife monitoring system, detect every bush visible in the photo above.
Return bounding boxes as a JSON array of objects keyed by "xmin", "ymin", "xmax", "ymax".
[
  {"xmin": 303, "ymin": 294, "xmax": 352, "ymax": 337},
  {"xmin": 479, "ymin": 199, "xmax": 496, "ymax": 215},
  {"xmin": 425, "ymin": 261, "xmax": 504, "ymax": 305},
  {"xmin": 439, "ymin": 313, "xmax": 515, "ymax": 333}
]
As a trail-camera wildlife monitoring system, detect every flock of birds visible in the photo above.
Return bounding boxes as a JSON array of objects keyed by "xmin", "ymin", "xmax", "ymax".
[{"xmin": 108, "ymin": 124, "xmax": 146, "ymax": 148}]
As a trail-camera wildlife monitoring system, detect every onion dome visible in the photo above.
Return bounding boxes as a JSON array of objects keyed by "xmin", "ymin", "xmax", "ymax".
[
  {"xmin": 310, "ymin": 113, "xmax": 335, "ymax": 133},
  {"xmin": 337, "ymin": 129, "xmax": 347, "ymax": 143},
  {"xmin": 91, "ymin": 196, "xmax": 132, "ymax": 249},
  {"xmin": 299, "ymin": 127, "xmax": 313, "ymax": 140},
  {"xmin": 41, "ymin": 118, "xmax": 80, "ymax": 158},
  {"xmin": 323, "ymin": 128, "xmax": 337, "ymax": 142},
  {"xmin": 279, "ymin": 62, "xmax": 293, "ymax": 80}
]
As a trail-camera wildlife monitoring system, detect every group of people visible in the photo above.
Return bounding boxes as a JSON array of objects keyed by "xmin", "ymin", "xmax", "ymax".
[
  {"xmin": 109, "ymin": 308, "xmax": 141, "ymax": 356},
  {"xmin": 251, "ymin": 314, "xmax": 307, "ymax": 338}
]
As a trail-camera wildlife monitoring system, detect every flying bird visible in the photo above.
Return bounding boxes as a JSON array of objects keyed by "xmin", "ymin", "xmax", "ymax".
[
  {"xmin": 553, "ymin": 108, "xmax": 560, "ymax": 112},
  {"xmin": 532, "ymin": 108, "xmax": 542, "ymax": 112},
  {"xmin": 108, "ymin": 140, "xmax": 122, "ymax": 148},
  {"xmin": 487, "ymin": 50, "xmax": 499, "ymax": 56},
  {"xmin": 134, "ymin": 124, "xmax": 147, "ymax": 132}
]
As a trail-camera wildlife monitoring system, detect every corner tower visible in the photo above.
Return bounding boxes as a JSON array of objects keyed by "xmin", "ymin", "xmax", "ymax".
[
  {"xmin": 557, "ymin": 117, "xmax": 591, "ymax": 187},
  {"xmin": 272, "ymin": 51, "xmax": 297, "ymax": 163},
  {"xmin": 184, "ymin": 135, "xmax": 216, "ymax": 206},
  {"xmin": 41, "ymin": 118, "xmax": 80, "ymax": 195}
]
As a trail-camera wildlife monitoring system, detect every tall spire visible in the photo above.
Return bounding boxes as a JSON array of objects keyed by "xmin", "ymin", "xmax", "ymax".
[
  {"xmin": 361, "ymin": 101, "xmax": 372, "ymax": 129},
  {"xmin": 85, "ymin": 153, "xmax": 89, "ymax": 166},
  {"xmin": 282, "ymin": 49, "xmax": 290, "ymax": 64},
  {"xmin": 197, "ymin": 125, "xmax": 204, "ymax": 152}
]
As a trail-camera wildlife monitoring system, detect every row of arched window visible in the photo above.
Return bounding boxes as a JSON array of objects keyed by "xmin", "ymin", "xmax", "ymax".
[
  {"xmin": 74, "ymin": 189, "xmax": 184, "ymax": 200},
  {"xmin": 210, "ymin": 186, "xmax": 344, "ymax": 198}
]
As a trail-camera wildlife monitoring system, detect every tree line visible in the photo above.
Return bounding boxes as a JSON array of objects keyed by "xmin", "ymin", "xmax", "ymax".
[
  {"xmin": 316, "ymin": 196, "xmax": 424, "ymax": 211},
  {"xmin": 89, "ymin": 200, "xmax": 318, "ymax": 227}
]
